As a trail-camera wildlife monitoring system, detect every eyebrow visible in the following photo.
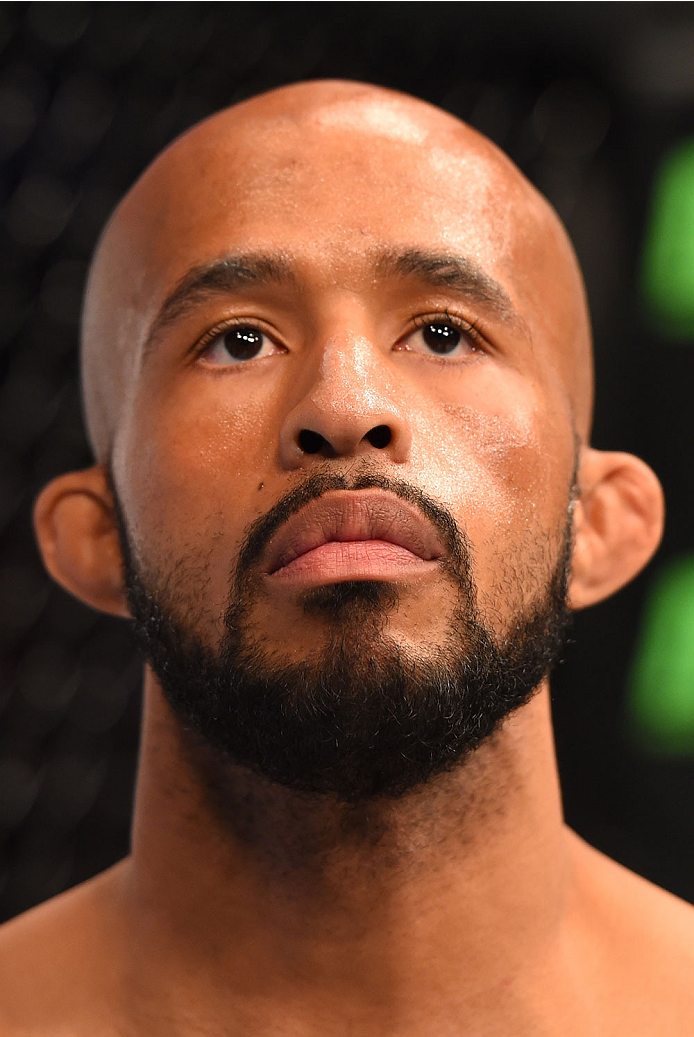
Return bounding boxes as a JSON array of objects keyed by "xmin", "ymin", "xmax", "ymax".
[
  {"xmin": 143, "ymin": 245, "xmax": 527, "ymax": 357},
  {"xmin": 375, "ymin": 246, "xmax": 526, "ymax": 331},
  {"xmin": 143, "ymin": 252, "xmax": 296, "ymax": 356}
]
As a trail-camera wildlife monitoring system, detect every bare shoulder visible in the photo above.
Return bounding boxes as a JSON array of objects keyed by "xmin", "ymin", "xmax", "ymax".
[
  {"xmin": 0, "ymin": 860, "xmax": 129, "ymax": 1036},
  {"xmin": 568, "ymin": 829, "xmax": 694, "ymax": 1034}
]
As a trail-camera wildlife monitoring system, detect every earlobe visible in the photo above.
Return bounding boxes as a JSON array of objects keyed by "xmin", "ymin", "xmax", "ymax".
[
  {"xmin": 568, "ymin": 449, "xmax": 665, "ymax": 610},
  {"xmin": 33, "ymin": 464, "xmax": 130, "ymax": 618}
]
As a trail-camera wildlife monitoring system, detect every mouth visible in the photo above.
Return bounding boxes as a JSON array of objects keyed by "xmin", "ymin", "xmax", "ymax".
[{"xmin": 262, "ymin": 489, "xmax": 445, "ymax": 588}]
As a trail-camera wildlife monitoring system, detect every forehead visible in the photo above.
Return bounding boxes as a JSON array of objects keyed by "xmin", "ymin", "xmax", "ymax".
[{"xmin": 125, "ymin": 112, "xmax": 540, "ymax": 302}]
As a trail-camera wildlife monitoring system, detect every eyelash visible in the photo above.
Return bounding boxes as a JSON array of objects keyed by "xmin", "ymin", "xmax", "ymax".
[
  {"xmin": 409, "ymin": 310, "xmax": 485, "ymax": 349},
  {"xmin": 191, "ymin": 309, "xmax": 488, "ymax": 360},
  {"xmin": 191, "ymin": 317, "xmax": 280, "ymax": 358}
]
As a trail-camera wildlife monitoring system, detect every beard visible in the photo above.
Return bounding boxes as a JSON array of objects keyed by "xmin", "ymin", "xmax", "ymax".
[{"xmin": 115, "ymin": 470, "xmax": 573, "ymax": 804}]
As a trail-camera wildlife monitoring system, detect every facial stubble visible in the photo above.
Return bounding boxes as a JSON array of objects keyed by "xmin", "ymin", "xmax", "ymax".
[{"xmin": 115, "ymin": 471, "xmax": 573, "ymax": 803}]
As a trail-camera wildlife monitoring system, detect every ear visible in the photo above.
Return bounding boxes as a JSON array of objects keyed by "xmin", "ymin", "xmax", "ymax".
[
  {"xmin": 569, "ymin": 448, "xmax": 665, "ymax": 610},
  {"xmin": 33, "ymin": 464, "xmax": 130, "ymax": 618}
]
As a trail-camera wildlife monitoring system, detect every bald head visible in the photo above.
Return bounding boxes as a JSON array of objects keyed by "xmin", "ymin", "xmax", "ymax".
[{"xmin": 81, "ymin": 79, "xmax": 592, "ymax": 464}]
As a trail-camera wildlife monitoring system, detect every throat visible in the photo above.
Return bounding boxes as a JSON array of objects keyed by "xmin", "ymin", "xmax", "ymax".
[
  {"xmin": 178, "ymin": 725, "xmax": 491, "ymax": 884},
  {"xmin": 127, "ymin": 682, "xmax": 571, "ymax": 1033}
]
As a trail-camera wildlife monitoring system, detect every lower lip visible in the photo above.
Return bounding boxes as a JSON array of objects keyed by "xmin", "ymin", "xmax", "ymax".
[{"xmin": 266, "ymin": 540, "xmax": 437, "ymax": 587}]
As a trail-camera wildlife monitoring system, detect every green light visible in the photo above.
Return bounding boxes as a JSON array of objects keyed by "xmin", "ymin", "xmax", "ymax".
[
  {"xmin": 642, "ymin": 139, "xmax": 694, "ymax": 339},
  {"xmin": 628, "ymin": 556, "xmax": 694, "ymax": 753}
]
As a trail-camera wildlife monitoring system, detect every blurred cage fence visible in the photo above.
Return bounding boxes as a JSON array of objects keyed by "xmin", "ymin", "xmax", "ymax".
[{"xmin": 1, "ymin": 1, "xmax": 694, "ymax": 921}]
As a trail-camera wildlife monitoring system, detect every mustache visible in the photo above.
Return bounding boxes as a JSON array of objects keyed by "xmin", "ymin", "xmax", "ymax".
[{"xmin": 234, "ymin": 467, "xmax": 471, "ymax": 584}]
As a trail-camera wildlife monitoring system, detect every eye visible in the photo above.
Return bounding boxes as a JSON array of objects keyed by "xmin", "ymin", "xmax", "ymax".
[
  {"xmin": 399, "ymin": 318, "xmax": 480, "ymax": 358},
  {"xmin": 199, "ymin": 324, "xmax": 280, "ymax": 366}
]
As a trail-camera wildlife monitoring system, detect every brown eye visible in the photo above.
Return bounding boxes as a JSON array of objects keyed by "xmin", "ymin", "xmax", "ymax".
[
  {"xmin": 398, "ymin": 319, "xmax": 477, "ymax": 359},
  {"xmin": 201, "ymin": 325, "xmax": 278, "ymax": 366},
  {"xmin": 220, "ymin": 326, "xmax": 264, "ymax": 360},
  {"xmin": 420, "ymin": 322, "xmax": 461, "ymax": 354}
]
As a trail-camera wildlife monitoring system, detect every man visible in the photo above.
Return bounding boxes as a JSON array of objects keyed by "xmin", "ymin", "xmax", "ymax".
[{"xmin": 0, "ymin": 78, "xmax": 691, "ymax": 1035}]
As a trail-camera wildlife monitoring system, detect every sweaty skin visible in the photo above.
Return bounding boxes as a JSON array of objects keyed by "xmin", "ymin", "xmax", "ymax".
[{"xmin": 1, "ymin": 81, "xmax": 691, "ymax": 1036}]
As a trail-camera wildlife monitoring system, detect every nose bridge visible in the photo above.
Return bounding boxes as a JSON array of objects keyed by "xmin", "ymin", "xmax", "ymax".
[
  {"xmin": 278, "ymin": 310, "xmax": 412, "ymax": 466},
  {"xmin": 312, "ymin": 328, "xmax": 392, "ymax": 409}
]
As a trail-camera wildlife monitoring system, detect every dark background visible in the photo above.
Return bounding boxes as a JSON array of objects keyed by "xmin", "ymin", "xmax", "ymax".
[{"xmin": 1, "ymin": 1, "xmax": 694, "ymax": 921}]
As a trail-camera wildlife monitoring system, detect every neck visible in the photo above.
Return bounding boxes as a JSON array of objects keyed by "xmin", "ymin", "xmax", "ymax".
[{"xmin": 123, "ymin": 676, "xmax": 572, "ymax": 1034}]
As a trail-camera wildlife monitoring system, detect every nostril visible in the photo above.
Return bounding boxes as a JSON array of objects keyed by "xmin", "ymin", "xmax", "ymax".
[
  {"xmin": 298, "ymin": 429, "xmax": 326, "ymax": 454},
  {"xmin": 365, "ymin": 425, "xmax": 392, "ymax": 449}
]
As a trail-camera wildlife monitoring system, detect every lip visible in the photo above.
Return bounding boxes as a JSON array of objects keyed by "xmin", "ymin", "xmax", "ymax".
[{"xmin": 262, "ymin": 489, "xmax": 445, "ymax": 585}]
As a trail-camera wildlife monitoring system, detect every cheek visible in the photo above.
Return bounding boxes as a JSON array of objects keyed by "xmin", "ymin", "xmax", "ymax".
[
  {"xmin": 445, "ymin": 406, "xmax": 544, "ymax": 494},
  {"xmin": 113, "ymin": 381, "xmax": 282, "ymax": 607},
  {"xmin": 421, "ymin": 392, "xmax": 570, "ymax": 519},
  {"xmin": 412, "ymin": 389, "xmax": 574, "ymax": 608},
  {"xmin": 122, "ymin": 376, "xmax": 278, "ymax": 494}
]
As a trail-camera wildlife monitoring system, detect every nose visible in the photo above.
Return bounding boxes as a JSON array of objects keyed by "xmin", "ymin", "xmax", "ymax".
[{"xmin": 278, "ymin": 331, "xmax": 412, "ymax": 468}]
